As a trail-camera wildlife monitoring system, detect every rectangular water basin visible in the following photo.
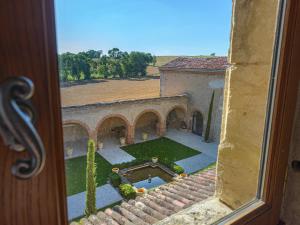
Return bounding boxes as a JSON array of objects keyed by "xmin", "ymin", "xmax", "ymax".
[
  {"xmin": 133, "ymin": 176, "xmax": 166, "ymax": 189},
  {"xmin": 120, "ymin": 163, "xmax": 176, "ymax": 189}
]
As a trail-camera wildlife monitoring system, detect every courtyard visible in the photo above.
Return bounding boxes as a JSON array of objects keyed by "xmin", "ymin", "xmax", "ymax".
[
  {"xmin": 66, "ymin": 130, "xmax": 217, "ymax": 220},
  {"xmin": 62, "ymin": 57, "xmax": 224, "ymax": 222}
]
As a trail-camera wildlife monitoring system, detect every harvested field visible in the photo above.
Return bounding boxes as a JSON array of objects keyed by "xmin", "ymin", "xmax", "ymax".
[
  {"xmin": 147, "ymin": 56, "xmax": 179, "ymax": 76},
  {"xmin": 61, "ymin": 78, "xmax": 160, "ymax": 107}
]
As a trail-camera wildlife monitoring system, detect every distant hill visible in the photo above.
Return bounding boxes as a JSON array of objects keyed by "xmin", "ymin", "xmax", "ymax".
[{"xmin": 147, "ymin": 55, "xmax": 213, "ymax": 76}]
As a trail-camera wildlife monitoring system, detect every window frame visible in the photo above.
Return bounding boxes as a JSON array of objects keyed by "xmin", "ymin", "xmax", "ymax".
[{"xmin": 0, "ymin": 0, "xmax": 299, "ymax": 224}]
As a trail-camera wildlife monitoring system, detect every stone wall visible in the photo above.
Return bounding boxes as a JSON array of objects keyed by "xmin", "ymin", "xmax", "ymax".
[
  {"xmin": 62, "ymin": 95, "xmax": 188, "ymax": 144},
  {"xmin": 63, "ymin": 124, "xmax": 89, "ymax": 143},
  {"xmin": 160, "ymin": 70, "xmax": 224, "ymax": 141},
  {"xmin": 216, "ymin": 0, "xmax": 280, "ymax": 209}
]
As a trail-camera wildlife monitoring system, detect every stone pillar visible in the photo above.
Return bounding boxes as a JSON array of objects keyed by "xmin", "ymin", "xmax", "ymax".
[
  {"xmin": 188, "ymin": 116, "xmax": 193, "ymax": 131},
  {"xmin": 157, "ymin": 121, "xmax": 166, "ymax": 136},
  {"xmin": 89, "ymin": 130, "xmax": 97, "ymax": 145},
  {"xmin": 127, "ymin": 125, "xmax": 134, "ymax": 144}
]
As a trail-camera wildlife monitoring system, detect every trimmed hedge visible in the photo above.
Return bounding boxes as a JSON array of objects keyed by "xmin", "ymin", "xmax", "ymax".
[
  {"xmin": 119, "ymin": 184, "xmax": 136, "ymax": 200},
  {"xmin": 109, "ymin": 173, "xmax": 121, "ymax": 187}
]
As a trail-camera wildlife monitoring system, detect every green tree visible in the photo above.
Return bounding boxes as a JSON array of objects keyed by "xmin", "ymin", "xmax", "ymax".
[
  {"xmin": 85, "ymin": 140, "xmax": 97, "ymax": 217},
  {"xmin": 204, "ymin": 91, "xmax": 215, "ymax": 142},
  {"xmin": 107, "ymin": 48, "xmax": 126, "ymax": 78},
  {"xmin": 128, "ymin": 52, "xmax": 154, "ymax": 77},
  {"xmin": 98, "ymin": 55, "xmax": 110, "ymax": 78},
  {"xmin": 58, "ymin": 48, "xmax": 156, "ymax": 81},
  {"xmin": 84, "ymin": 50, "xmax": 102, "ymax": 59},
  {"xmin": 152, "ymin": 55, "xmax": 157, "ymax": 66},
  {"xmin": 120, "ymin": 52, "xmax": 131, "ymax": 78}
]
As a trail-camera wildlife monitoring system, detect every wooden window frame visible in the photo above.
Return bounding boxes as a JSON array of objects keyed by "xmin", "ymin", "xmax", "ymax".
[{"xmin": 0, "ymin": 0, "xmax": 299, "ymax": 224}]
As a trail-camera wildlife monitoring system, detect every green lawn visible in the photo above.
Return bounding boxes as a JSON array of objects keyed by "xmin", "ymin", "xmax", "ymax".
[
  {"xmin": 121, "ymin": 137, "xmax": 200, "ymax": 165},
  {"xmin": 66, "ymin": 137, "xmax": 200, "ymax": 196},
  {"xmin": 65, "ymin": 154, "xmax": 113, "ymax": 196}
]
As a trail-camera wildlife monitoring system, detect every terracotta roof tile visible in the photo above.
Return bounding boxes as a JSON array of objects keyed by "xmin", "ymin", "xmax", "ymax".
[
  {"xmin": 70, "ymin": 167, "xmax": 216, "ymax": 225},
  {"xmin": 159, "ymin": 57, "xmax": 229, "ymax": 72}
]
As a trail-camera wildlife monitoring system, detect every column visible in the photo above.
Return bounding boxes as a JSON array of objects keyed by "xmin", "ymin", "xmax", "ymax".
[{"xmin": 127, "ymin": 125, "xmax": 134, "ymax": 144}]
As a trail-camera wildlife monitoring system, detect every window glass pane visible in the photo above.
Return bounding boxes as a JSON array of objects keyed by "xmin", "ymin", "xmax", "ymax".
[{"xmin": 54, "ymin": 0, "xmax": 284, "ymax": 224}]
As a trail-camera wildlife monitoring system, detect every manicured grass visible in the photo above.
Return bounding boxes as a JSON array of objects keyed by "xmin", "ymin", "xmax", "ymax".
[
  {"xmin": 66, "ymin": 137, "xmax": 200, "ymax": 196},
  {"xmin": 122, "ymin": 137, "xmax": 200, "ymax": 165},
  {"xmin": 65, "ymin": 154, "xmax": 113, "ymax": 196}
]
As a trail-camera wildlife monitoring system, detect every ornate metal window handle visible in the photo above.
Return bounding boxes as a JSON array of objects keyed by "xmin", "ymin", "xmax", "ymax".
[{"xmin": 0, "ymin": 76, "xmax": 46, "ymax": 179}]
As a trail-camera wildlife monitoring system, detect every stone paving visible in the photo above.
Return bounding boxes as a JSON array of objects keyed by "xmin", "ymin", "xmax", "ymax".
[
  {"xmin": 175, "ymin": 154, "xmax": 216, "ymax": 174},
  {"xmin": 166, "ymin": 129, "xmax": 218, "ymax": 159},
  {"xmin": 64, "ymin": 139, "xmax": 88, "ymax": 159},
  {"xmin": 134, "ymin": 128, "xmax": 158, "ymax": 144},
  {"xmin": 67, "ymin": 184, "xmax": 123, "ymax": 221},
  {"xmin": 166, "ymin": 129, "xmax": 218, "ymax": 173},
  {"xmin": 97, "ymin": 138, "xmax": 135, "ymax": 164}
]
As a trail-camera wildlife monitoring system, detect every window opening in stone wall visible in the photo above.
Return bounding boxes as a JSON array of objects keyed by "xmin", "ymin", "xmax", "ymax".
[{"xmin": 54, "ymin": 0, "xmax": 285, "ymax": 224}]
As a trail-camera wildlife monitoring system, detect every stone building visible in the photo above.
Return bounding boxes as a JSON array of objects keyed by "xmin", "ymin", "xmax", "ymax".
[
  {"xmin": 62, "ymin": 57, "xmax": 228, "ymax": 157},
  {"xmin": 159, "ymin": 57, "xmax": 228, "ymax": 141}
]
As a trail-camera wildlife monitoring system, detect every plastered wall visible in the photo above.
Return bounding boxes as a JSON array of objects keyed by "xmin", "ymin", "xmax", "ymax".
[{"xmin": 160, "ymin": 71, "xmax": 224, "ymax": 141}]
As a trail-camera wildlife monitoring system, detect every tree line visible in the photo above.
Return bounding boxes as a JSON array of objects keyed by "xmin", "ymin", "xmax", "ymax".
[{"xmin": 58, "ymin": 48, "xmax": 156, "ymax": 82}]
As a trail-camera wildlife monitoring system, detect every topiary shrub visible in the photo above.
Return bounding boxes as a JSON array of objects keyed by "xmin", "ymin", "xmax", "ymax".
[
  {"xmin": 205, "ymin": 91, "xmax": 215, "ymax": 142},
  {"xmin": 119, "ymin": 184, "xmax": 136, "ymax": 200},
  {"xmin": 85, "ymin": 140, "xmax": 97, "ymax": 217},
  {"xmin": 109, "ymin": 172, "xmax": 121, "ymax": 187},
  {"xmin": 172, "ymin": 164, "xmax": 185, "ymax": 174}
]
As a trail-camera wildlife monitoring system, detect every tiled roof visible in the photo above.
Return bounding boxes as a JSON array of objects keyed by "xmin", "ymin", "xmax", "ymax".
[
  {"xmin": 159, "ymin": 57, "xmax": 229, "ymax": 72},
  {"xmin": 70, "ymin": 167, "xmax": 216, "ymax": 225}
]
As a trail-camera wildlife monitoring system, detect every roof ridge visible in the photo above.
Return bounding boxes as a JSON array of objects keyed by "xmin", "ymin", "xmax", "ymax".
[{"xmin": 159, "ymin": 57, "xmax": 229, "ymax": 72}]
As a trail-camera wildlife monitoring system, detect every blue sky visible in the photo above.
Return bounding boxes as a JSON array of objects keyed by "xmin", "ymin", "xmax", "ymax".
[{"xmin": 55, "ymin": 0, "xmax": 232, "ymax": 56}]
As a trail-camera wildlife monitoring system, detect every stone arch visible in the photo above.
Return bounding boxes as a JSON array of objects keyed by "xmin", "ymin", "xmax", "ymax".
[
  {"xmin": 63, "ymin": 120, "xmax": 91, "ymax": 158},
  {"xmin": 133, "ymin": 109, "xmax": 165, "ymax": 141},
  {"xmin": 63, "ymin": 120, "xmax": 91, "ymax": 136},
  {"xmin": 96, "ymin": 114, "xmax": 131, "ymax": 147},
  {"xmin": 191, "ymin": 110, "xmax": 204, "ymax": 136},
  {"xmin": 166, "ymin": 105, "xmax": 187, "ymax": 130}
]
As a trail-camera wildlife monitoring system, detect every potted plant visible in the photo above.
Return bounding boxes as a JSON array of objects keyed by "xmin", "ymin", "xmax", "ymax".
[
  {"xmin": 112, "ymin": 167, "xmax": 119, "ymax": 174},
  {"xmin": 142, "ymin": 132, "xmax": 148, "ymax": 141},
  {"xmin": 66, "ymin": 147, "xmax": 73, "ymax": 157},
  {"xmin": 136, "ymin": 187, "xmax": 147, "ymax": 196},
  {"xmin": 119, "ymin": 184, "xmax": 136, "ymax": 200},
  {"xmin": 152, "ymin": 157, "xmax": 158, "ymax": 163},
  {"xmin": 120, "ymin": 137, "xmax": 126, "ymax": 146},
  {"xmin": 98, "ymin": 141, "xmax": 103, "ymax": 150},
  {"xmin": 179, "ymin": 173, "xmax": 188, "ymax": 178}
]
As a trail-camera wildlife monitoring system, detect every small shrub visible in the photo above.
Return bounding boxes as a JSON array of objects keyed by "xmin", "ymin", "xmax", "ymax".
[
  {"xmin": 173, "ymin": 164, "xmax": 184, "ymax": 174},
  {"xmin": 109, "ymin": 173, "xmax": 121, "ymax": 187},
  {"xmin": 119, "ymin": 184, "xmax": 136, "ymax": 200}
]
